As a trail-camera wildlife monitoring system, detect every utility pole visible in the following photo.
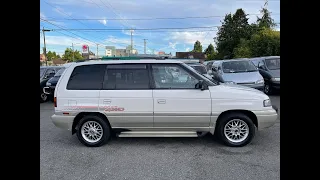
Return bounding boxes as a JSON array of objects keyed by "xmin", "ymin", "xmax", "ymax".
[
  {"xmin": 42, "ymin": 27, "xmax": 50, "ymax": 66},
  {"xmin": 96, "ymin": 43, "xmax": 99, "ymax": 58},
  {"xmin": 72, "ymin": 43, "xmax": 75, "ymax": 61},
  {"xmin": 143, "ymin": 39, "xmax": 147, "ymax": 54}
]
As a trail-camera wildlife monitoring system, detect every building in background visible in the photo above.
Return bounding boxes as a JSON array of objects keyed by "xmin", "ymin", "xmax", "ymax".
[
  {"xmin": 116, "ymin": 49, "xmax": 127, "ymax": 56},
  {"xmin": 176, "ymin": 52, "xmax": 206, "ymax": 60},
  {"xmin": 105, "ymin": 46, "xmax": 116, "ymax": 56},
  {"xmin": 126, "ymin": 45, "xmax": 138, "ymax": 55}
]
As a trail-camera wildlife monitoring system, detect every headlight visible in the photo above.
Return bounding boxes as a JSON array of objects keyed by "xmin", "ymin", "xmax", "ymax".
[
  {"xmin": 263, "ymin": 99, "xmax": 272, "ymax": 107},
  {"xmin": 272, "ymin": 77, "xmax": 280, "ymax": 82},
  {"xmin": 224, "ymin": 81, "xmax": 236, "ymax": 84},
  {"xmin": 46, "ymin": 82, "xmax": 51, "ymax": 86},
  {"xmin": 256, "ymin": 79, "xmax": 264, "ymax": 84}
]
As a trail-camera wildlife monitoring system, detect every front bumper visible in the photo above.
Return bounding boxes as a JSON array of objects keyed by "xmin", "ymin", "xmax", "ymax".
[
  {"xmin": 270, "ymin": 81, "xmax": 280, "ymax": 90},
  {"xmin": 253, "ymin": 107, "xmax": 278, "ymax": 130},
  {"xmin": 51, "ymin": 114, "xmax": 75, "ymax": 131}
]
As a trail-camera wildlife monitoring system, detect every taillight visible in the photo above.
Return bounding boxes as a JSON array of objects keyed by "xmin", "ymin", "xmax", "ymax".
[{"xmin": 54, "ymin": 97, "xmax": 57, "ymax": 107}]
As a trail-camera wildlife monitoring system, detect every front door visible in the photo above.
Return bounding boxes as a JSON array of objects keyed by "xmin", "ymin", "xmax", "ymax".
[{"xmin": 151, "ymin": 63, "xmax": 211, "ymax": 129}]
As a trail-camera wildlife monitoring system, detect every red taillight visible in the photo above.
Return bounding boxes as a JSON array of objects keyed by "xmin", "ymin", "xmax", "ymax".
[{"xmin": 54, "ymin": 97, "xmax": 57, "ymax": 107}]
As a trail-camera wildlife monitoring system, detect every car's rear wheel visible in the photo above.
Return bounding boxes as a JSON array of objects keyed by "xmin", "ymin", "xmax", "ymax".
[
  {"xmin": 76, "ymin": 115, "xmax": 111, "ymax": 147},
  {"xmin": 216, "ymin": 113, "xmax": 256, "ymax": 147}
]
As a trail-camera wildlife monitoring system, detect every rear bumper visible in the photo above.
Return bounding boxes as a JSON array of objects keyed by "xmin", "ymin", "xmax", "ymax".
[
  {"xmin": 253, "ymin": 107, "xmax": 278, "ymax": 130},
  {"xmin": 51, "ymin": 114, "xmax": 75, "ymax": 131}
]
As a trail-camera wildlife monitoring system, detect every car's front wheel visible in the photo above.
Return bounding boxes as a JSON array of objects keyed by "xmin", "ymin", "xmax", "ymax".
[
  {"xmin": 40, "ymin": 92, "xmax": 48, "ymax": 103},
  {"xmin": 264, "ymin": 82, "xmax": 272, "ymax": 95},
  {"xmin": 216, "ymin": 113, "xmax": 256, "ymax": 147},
  {"xmin": 76, "ymin": 115, "xmax": 111, "ymax": 147}
]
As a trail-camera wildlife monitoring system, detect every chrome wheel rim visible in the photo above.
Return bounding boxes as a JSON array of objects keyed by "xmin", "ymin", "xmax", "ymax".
[
  {"xmin": 40, "ymin": 93, "xmax": 47, "ymax": 101},
  {"xmin": 224, "ymin": 119, "xmax": 249, "ymax": 143},
  {"xmin": 81, "ymin": 121, "xmax": 103, "ymax": 143}
]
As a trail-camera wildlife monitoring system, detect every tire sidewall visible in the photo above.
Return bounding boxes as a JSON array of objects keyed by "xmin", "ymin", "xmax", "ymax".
[
  {"xmin": 264, "ymin": 82, "xmax": 272, "ymax": 95},
  {"xmin": 40, "ymin": 92, "xmax": 47, "ymax": 103},
  {"xmin": 217, "ymin": 113, "xmax": 256, "ymax": 147},
  {"xmin": 76, "ymin": 115, "xmax": 110, "ymax": 147}
]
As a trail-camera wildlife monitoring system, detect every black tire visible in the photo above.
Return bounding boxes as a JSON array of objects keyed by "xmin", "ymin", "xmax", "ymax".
[
  {"xmin": 264, "ymin": 82, "xmax": 273, "ymax": 95},
  {"xmin": 216, "ymin": 112, "xmax": 256, "ymax": 147},
  {"xmin": 76, "ymin": 115, "xmax": 111, "ymax": 147},
  {"xmin": 40, "ymin": 92, "xmax": 48, "ymax": 103}
]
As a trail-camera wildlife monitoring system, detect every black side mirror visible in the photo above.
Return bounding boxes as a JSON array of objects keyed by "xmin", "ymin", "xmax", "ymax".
[
  {"xmin": 195, "ymin": 80, "xmax": 206, "ymax": 90},
  {"xmin": 212, "ymin": 67, "xmax": 217, "ymax": 71}
]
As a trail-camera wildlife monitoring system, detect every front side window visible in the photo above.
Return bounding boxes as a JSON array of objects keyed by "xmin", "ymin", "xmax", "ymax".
[
  {"xmin": 222, "ymin": 60, "xmax": 257, "ymax": 73},
  {"xmin": 67, "ymin": 64, "xmax": 107, "ymax": 90},
  {"xmin": 103, "ymin": 64, "xmax": 150, "ymax": 90},
  {"xmin": 152, "ymin": 64, "xmax": 199, "ymax": 89}
]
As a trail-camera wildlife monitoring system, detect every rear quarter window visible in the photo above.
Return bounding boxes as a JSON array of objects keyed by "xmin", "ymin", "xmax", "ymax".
[{"xmin": 67, "ymin": 64, "xmax": 107, "ymax": 90}]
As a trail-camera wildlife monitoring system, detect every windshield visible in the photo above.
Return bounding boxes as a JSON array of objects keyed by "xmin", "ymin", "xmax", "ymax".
[
  {"xmin": 54, "ymin": 68, "xmax": 65, "ymax": 77},
  {"xmin": 222, "ymin": 60, "xmax": 257, "ymax": 73},
  {"xmin": 40, "ymin": 68, "xmax": 46, "ymax": 78},
  {"xmin": 265, "ymin": 58, "xmax": 280, "ymax": 70},
  {"xmin": 190, "ymin": 65, "xmax": 207, "ymax": 75}
]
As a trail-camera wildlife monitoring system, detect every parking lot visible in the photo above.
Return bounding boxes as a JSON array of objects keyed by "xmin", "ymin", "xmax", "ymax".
[{"xmin": 40, "ymin": 95, "xmax": 280, "ymax": 180}]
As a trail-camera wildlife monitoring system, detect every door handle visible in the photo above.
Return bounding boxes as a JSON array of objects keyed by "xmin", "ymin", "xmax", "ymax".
[
  {"xmin": 103, "ymin": 99, "xmax": 112, "ymax": 104},
  {"xmin": 157, "ymin": 99, "xmax": 166, "ymax": 104}
]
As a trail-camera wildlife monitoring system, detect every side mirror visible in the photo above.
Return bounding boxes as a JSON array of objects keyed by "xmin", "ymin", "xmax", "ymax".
[
  {"xmin": 195, "ymin": 80, "xmax": 206, "ymax": 90},
  {"xmin": 46, "ymin": 73, "xmax": 55, "ymax": 79},
  {"xmin": 212, "ymin": 67, "xmax": 217, "ymax": 71}
]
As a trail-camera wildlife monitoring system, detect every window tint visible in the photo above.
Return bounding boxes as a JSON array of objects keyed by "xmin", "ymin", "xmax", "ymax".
[
  {"xmin": 103, "ymin": 64, "xmax": 150, "ymax": 90},
  {"xmin": 251, "ymin": 59, "xmax": 261, "ymax": 67},
  {"xmin": 67, "ymin": 64, "xmax": 106, "ymax": 90},
  {"xmin": 152, "ymin": 64, "xmax": 198, "ymax": 89}
]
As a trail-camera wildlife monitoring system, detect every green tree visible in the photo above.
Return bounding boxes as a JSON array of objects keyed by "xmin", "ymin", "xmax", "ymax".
[
  {"xmin": 215, "ymin": 9, "xmax": 254, "ymax": 59},
  {"xmin": 257, "ymin": 8, "xmax": 276, "ymax": 29},
  {"xmin": 249, "ymin": 28, "xmax": 280, "ymax": 57},
  {"xmin": 204, "ymin": 44, "xmax": 217, "ymax": 60},
  {"xmin": 46, "ymin": 51, "xmax": 60, "ymax": 61},
  {"xmin": 192, "ymin": 40, "xmax": 202, "ymax": 52},
  {"xmin": 233, "ymin": 39, "xmax": 252, "ymax": 58},
  {"xmin": 62, "ymin": 48, "xmax": 83, "ymax": 61}
]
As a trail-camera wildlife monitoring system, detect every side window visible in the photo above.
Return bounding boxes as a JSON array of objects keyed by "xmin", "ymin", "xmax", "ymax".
[
  {"xmin": 152, "ymin": 64, "xmax": 198, "ymax": 89},
  {"xmin": 67, "ymin": 64, "xmax": 107, "ymax": 90},
  {"xmin": 45, "ymin": 68, "xmax": 55, "ymax": 76},
  {"xmin": 251, "ymin": 59, "xmax": 261, "ymax": 67},
  {"xmin": 103, "ymin": 64, "xmax": 150, "ymax": 90}
]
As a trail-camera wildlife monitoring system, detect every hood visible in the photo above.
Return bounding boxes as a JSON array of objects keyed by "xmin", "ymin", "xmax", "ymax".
[
  {"xmin": 221, "ymin": 71, "xmax": 263, "ymax": 83},
  {"xmin": 268, "ymin": 69, "xmax": 280, "ymax": 78},
  {"xmin": 47, "ymin": 76, "xmax": 60, "ymax": 86},
  {"xmin": 209, "ymin": 84, "xmax": 268, "ymax": 100}
]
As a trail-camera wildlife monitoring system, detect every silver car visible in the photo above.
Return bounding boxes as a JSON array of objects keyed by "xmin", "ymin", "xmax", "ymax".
[{"xmin": 209, "ymin": 59, "xmax": 264, "ymax": 90}]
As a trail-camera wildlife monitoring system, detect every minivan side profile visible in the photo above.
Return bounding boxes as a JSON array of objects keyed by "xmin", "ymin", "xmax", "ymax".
[
  {"xmin": 51, "ymin": 60, "xmax": 278, "ymax": 147},
  {"xmin": 249, "ymin": 56, "xmax": 280, "ymax": 94}
]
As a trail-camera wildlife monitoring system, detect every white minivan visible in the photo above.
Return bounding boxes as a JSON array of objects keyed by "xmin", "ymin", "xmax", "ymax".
[{"xmin": 51, "ymin": 60, "xmax": 278, "ymax": 147}]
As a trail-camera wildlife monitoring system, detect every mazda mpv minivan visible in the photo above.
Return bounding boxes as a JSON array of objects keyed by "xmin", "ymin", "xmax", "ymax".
[{"xmin": 51, "ymin": 60, "xmax": 278, "ymax": 147}]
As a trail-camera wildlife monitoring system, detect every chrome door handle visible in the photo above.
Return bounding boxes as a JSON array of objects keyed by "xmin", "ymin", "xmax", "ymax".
[
  {"xmin": 104, "ymin": 99, "xmax": 112, "ymax": 104},
  {"xmin": 157, "ymin": 99, "xmax": 166, "ymax": 104}
]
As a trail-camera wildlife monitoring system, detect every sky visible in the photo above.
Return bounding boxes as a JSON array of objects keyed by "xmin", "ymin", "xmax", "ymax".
[{"xmin": 40, "ymin": 0, "xmax": 280, "ymax": 56}]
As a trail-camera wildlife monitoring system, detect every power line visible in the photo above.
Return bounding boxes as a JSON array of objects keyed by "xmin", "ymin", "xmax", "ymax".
[
  {"xmin": 44, "ymin": 13, "xmax": 280, "ymax": 21},
  {"xmin": 46, "ymin": 23, "xmax": 279, "ymax": 31}
]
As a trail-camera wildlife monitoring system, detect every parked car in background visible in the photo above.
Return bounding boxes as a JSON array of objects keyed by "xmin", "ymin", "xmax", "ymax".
[
  {"xmin": 249, "ymin": 56, "xmax": 280, "ymax": 94},
  {"xmin": 43, "ymin": 63, "xmax": 75, "ymax": 101},
  {"xmin": 185, "ymin": 62, "xmax": 215, "ymax": 81},
  {"xmin": 40, "ymin": 66, "xmax": 63, "ymax": 103},
  {"xmin": 204, "ymin": 60, "xmax": 216, "ymax": 73},
  {"xmin": 210, "ymin": 59, "xmax": 265, "ymax": 90}
]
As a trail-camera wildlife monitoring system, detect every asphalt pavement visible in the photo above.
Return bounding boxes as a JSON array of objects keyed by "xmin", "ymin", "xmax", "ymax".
[{"xmin": 40, "ymin": 95, "xmax": 280, "ymax": 180}]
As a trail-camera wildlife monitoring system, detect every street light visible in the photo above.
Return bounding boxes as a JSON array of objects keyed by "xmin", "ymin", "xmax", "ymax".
[{"xmin": 42, "ymin": 28, "xmax": 51, "ymax": 66}]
